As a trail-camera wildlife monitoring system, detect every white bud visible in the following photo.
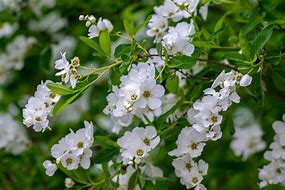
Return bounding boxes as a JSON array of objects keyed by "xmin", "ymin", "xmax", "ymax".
[
  {"xmin": 79, "ymin": 15, "xmax": 84, "ymax": 21},
  {"xmin": 85, "ymin": 21, "xmax": 91, "ymax": 27},
  {"xmin": 65, "ymin": 178, "xmax": 75, "ymax": 188},
  {"xmin": 240, "ymin": 74, "xmax": 252, "ymax": 87},
  {"xmin": 89, "ymin": 15, "xmax": 96, "ymax": 23}
]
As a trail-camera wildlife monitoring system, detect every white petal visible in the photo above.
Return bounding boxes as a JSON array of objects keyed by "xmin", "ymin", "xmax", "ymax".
[{"xmin": 240, "ymin": 74, "xmax": 252, "ymax": 87}]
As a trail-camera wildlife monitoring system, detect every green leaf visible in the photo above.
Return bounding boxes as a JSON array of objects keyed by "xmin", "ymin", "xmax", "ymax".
[
  {"xmin": 239, "ymin": 16, "xmax": 264, "ymax": 60},
  {"xmin": 168, "ymin": 55, "xmax": 196, "ymax": 69},
  {"xmin": 251, "ymin": 25, "xmax": 273, "ymax": 58},
  {"xmin": 79, "ymin": 36, "xmax": 103, "ymax": 55},
  {"xmin": 47, "ymin": 83, "xmax": 76, "ymax": 95},
  {"xmin": 52, "ymin": 92, "xmax": 82, "ymax": 115},
  {"xmin": 93, "ymin": 147, "xmax": 119, "ymax": 164},
  {"xmin": 52, "ymin": 75, "xmax": 99, "ymax": 115},
  {"xmin": 239, "ymin": 32, "xmax": 251, "ymax": 60},
  {"xmin": 114, "ymin": 44, "xmax": 131, "ymax": 58},
  {"xmin": 95, "ymin": 136, "xmax": 118, "ymax": 148},
  {"xmin": 99, "ymin": 31, "xmax": 111, "ymax": 57},
  {"xmin": 74, "ymin": 74, "xmax": 98, "ymax": 90},
  {"xmin": 124, "ymin": 19, "xmax": 134, "ymax": 37},
  {"xmin": 224, "ymin": 52, "xmax": 247, "ymax": 62},
  {"xmin": 266, "ymin": 49, "xmax": 281, "ymax": 65},
  {"xmin": 128, "ymin": 169, "xmax": 140, "ymax": 190},
  {"xmin": 166, "ymin": 74, "xmax": 179, "ymax": 94},
  {"xmin": 214, "ymin": 15, "xmax": 226, "ymax": 33}
]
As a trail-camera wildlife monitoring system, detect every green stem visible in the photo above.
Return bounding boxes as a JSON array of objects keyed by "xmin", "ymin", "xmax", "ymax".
[{"xmin": 82, "ymin": 60, "xmax": 123, "ymax": 77}]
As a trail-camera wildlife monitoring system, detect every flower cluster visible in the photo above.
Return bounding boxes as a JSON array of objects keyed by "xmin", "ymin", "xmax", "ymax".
[
  {"xmin": 117, "ymin": 126, "xmax": 160, "ymax": 164},
  {"xmin": 23, "ymin": 81, "xmax": 60, "ymax": 132},
  {"xmin": 0, "ymin": 113, "xmax": 30, "ymax": 155},
  {"xmin": 43, "ymin": 121, "xmax": 94, "ymax": 176},
  {"xmin": 259, "ymin": 114, "xmax": 285, "ymax": 188},
  {"xmin": 103, "ymin": 62, "xmax": 165, "ymax": 133},
  {"xmin": 187, "ymin": 70, "xmax": 252, "ymax": 139},
  {"xmin": 55, "ymin": 52, "xmax": 81, "ymax": 88},
  {"xmin": 147, "ymin": 0, "xmax": 198, "ymax": 56},
  {"xmin": 230, "ymin": 107, "xmax": 265, "ymax": 161},
  {"xmin": 79, "ymin": 14, "xmax": 113, "ymax": 38},
  {"xmin": 0, "ymin": 35, "xmax": 35, "ymax": 85},
  {"xmin": 169, "ymin": 70, "xmax": 252, "ymax": 189},
  {"xmin": 172, "ymin": 154, "xmax": 208, "ymax": 190}
]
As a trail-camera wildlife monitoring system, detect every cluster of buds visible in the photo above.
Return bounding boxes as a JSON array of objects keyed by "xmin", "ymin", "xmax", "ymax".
[{"xmin": 79, "ymin": 14, "xmax": 96, "ymax": 27}]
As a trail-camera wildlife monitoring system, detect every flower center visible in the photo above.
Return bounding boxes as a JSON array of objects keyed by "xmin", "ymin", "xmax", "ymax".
[
  {"xmin": 211, "ymin": 115, "xmax": 218, "ymax": 123},
  {"xmin": 35, "ymin": 117, "xmax": 42, "ymax": 122},
  {"xmin": 143, "ymin": 138, "xmax": 150, "ymax": 145},
  {"xmin": 143, "ymin": 91, "xmax": 151, "ymax": 98},
  {"xmin": 192, "ymin": 177, "xmax": 198, "ymax": 184},
  {"xmin": 130, "ymin": 94, "xmax": 138, "ymax": 101},
  {"xmin": 136, "ymin": 149, "xmax": 144, "ymax": 156},
  {"xmin": 66, "ymin": 158, "xmax": 73, "ymax": 165},
  {"xmin": 190, "ymin": 143, "xmax": 198, "ymax": 150},
  {"xmin": 77, "ymin": 142, "xmax": 84, "ymax": 148},
  {"xmin": 185, "ymin": 163, "xmax": 192, "ymax": 170},
  {"xmin": 49, "ymin": 92, "xmax": 56, "ymax": 99}
]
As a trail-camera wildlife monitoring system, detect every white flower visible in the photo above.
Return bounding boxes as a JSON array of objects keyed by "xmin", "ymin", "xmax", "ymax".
[
  {"xmin": 55, "ymin": 52, "xmax": 70, "ymax": 83},
  {"xmin": 23, "ymin": 81, "xmax": 59, "ymax": 132},
  {"xmin": 61, "ymin": 153, "xmax": 80, "ymax": 170},
  {"xmin": 45, "ymin": 121, "xmax": 94, "ymax": 175},
  {"xmin": 146, "ymin": 15, "xmax": 168, "ymax": 42},
  {"xmin": 117, "ymin": 126, "xmax": 160, "ymax": 164},
  {"xmin": 169, "ymin": 127, "xmax": 206, "ymax": 158},
  {"xmin": 172, "ymin": 154, "xmax": 208, "ymax": 189},
  {"xmin": 87, "ymin": 17, "xmax": 113, "ymax": 38},
  {"xmin": 88, "ymin": 25, "xmax": 99, "ymax": 38},
  {"xmin": 43, "ymin": 160, "xmax": 57, "ymax": 176},
  {"xmin": 97, "ymin": 18, "xmax": 113, "ymax": 32},
  {"xmin": 104, "ymin": 63, "xmax": 166, "ymax": 132}
]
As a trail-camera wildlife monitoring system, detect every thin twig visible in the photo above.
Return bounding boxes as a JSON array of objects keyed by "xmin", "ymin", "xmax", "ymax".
[{"xmin": 177, "ymin": 69, "xmax": 214, "ymax": 81}]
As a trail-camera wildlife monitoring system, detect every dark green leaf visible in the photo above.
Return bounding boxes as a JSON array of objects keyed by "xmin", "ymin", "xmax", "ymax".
[
  {"xmin": 214, "ymin": 15, "xmax": 226, "ymax": 33},
  {"xmin": 168, "ymin": 55, "xmax": 196, "ymax": 69},
  {"xmin": 266, "ymin": 49, "xmax": 281, "ymax": 65},
  {"xmin": 93, "ymin": 147, "xmax": 119, "ymax": 164},
  {"xmin": 114, "ymin": 44, "xmax": 131, "ymax": 58},
  {"xmin": 128, "ymin": 169, "xmax": 140, "ymax": 190},
  {"xmin": 52, "ymin": 92, "xmax": 82, "ymax": 115},
  {"xmin": 251, "ymin": 25, "xmax": 273, "ymax": 58},
  {"xmin": 224, "ymin": 52, "xmax": 247, "ymax": 62},
  {"xmin": 95, "ymin": 136, "xmax": 118, "ymax": 148},
  {"xmin": 166, "ymin": 74, "xmax": 179, "ymax": 94}
]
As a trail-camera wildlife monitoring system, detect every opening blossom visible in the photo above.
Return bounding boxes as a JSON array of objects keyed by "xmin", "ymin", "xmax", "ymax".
[
  {"xmin": 43, "ymin": 121, "xmax": 94, "ymax": 176},
  {"xmin": 117, "ymin": 126, "xmax": 160, "ymax": 164},
  {"xmin": 23, "ymin": 80, "xmax": 60, "ymax": 132}
]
